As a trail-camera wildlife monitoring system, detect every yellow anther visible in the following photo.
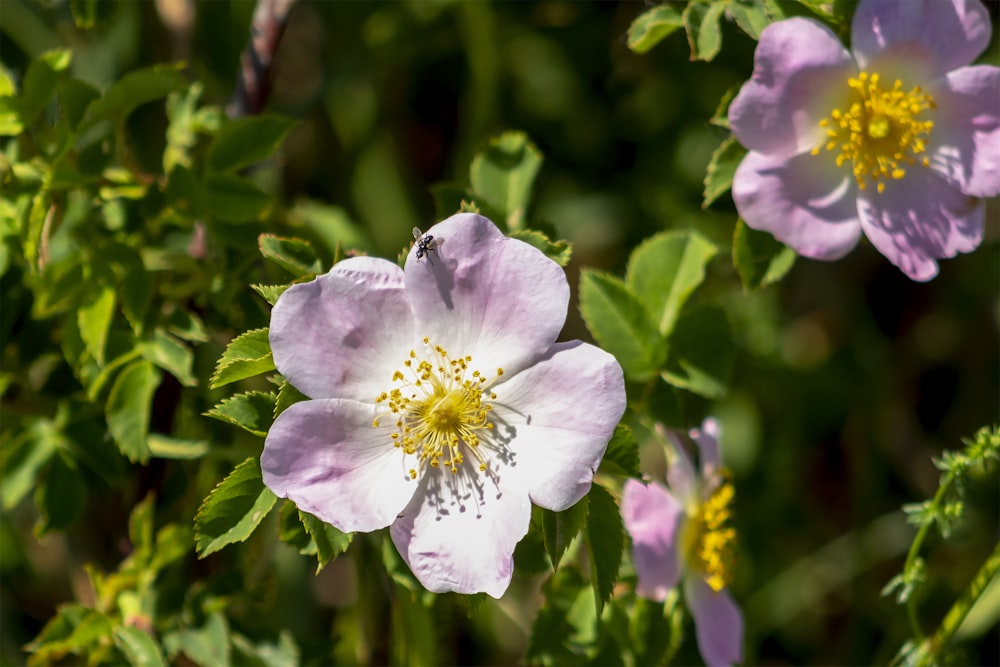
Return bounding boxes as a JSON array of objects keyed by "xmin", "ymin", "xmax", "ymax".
[
  {"xmin": 370, "ymin": 338, "xmax": 504, "ymax": 483},
  {"xmin": 682, "ymin": 478, "xmax": 737, "ymax": 592},
  {"xmin": 815, "ymin": 70, "xmax": 935, "ymax": 194}
]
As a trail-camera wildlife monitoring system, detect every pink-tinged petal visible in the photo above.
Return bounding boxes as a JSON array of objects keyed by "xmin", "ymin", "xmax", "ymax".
[
  {"xmin": 858, "ymin": 169, "xmax": 984, "ymax": 281},
  {"xmin": 729, "ymin": 18, "xmax": 854, "ymax": 158},
  {"xmin": 691, "ymin": 418, "xmax": 721, "ymax": 479},
  {"xmin": 733, "ymin": 149, "xmax": 863, "ymax": 260},
  {"xmin": 270, "ymin": 257, "xmax": 415, "ymax": 401},
  {"xmin": 261, "ymin": 399, "xmax": 417, "ymax": 533},
  {"xmin": 489, "ymin": 341, "xmax": 625, "ymax": 511},
  {"xmin": 930, "ymin": 65, "xmax": 1000, "ymax": 198},
  {"xmin": 852, "ymin": 0, "xmax": 992, "ymax": 78},
  {"xmin": 404, "ymin": 213, "xmax": 570, "ymax": 379},
  {"xmin": 622, "ymin": 479, "xmax": 684, "ymax": 600},
  {"xmin": 665, "ymin": 430, "xmax": 698, "ymax": 507},
  {"xmin": 390, "ymin": 469, "xmax": 531, "ymax": 598},
  {"xmin": 685, "ymin": 576, "xmax": 745, "ymax": 667}
]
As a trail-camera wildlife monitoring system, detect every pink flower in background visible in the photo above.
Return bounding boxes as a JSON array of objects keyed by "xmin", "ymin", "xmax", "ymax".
[
  {"xmin": 622, "ymin": 419, "xmax": 743, "ymax": 667},
  {"xmin": 261, "ymin": 213, "xmax": 626, "ymax": 598},
  {"xmin": 728, "ymin": 0, "xmax": 1000, "ymax": 281}
]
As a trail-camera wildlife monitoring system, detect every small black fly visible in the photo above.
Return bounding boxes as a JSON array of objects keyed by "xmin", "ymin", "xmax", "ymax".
[{"xmin": 413, "ymin": 227, "xmax": 444, "ymax": 263}]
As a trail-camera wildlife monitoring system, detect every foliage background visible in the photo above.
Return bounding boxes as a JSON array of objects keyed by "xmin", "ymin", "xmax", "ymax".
[{"xmin": 1, "ymin": 0, "xmax": 998, "ymax": 665}]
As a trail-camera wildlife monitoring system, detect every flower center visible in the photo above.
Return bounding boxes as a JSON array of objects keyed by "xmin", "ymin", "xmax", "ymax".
[
  {"xmin": 682, "ymin": 477, "xmax": 737, "ymax": 592},
  {"xmin": 373, "ymin": 337, "xmax": 504, "ymax": 480},
  {"xmin": 813, "ymin": 71, "xmax": 935, "ymax": 194}
]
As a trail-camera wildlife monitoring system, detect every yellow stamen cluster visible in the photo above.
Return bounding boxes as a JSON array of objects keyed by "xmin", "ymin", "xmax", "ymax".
[
  {"xmin": 813, "ymin": 71, "xmax": 935, "ymax": 194},
  {"xmin": 683, "ymin": 478, "xmax": 737, "ymax": 592},
  {"xmin": 373, "ymin": 337, "xmax": 502, "ymax": 478}
]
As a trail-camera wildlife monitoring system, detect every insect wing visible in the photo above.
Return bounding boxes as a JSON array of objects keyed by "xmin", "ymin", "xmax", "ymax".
[{"xmin": 413, "ymin": 227, "xmax": 424, "ymax": 241}]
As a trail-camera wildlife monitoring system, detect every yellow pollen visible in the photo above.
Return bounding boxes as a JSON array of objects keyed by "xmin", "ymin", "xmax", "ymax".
[
  {"xmin": 372, "ymin": 338, "xmax": 503, "ymax": 479},
  {"xmin": 812, "ymin": 70, "xmax": 935, "ymax": 194},
  {"xmin": 682, "ymin": 477, "xmax": 737, "ymax": 592}
]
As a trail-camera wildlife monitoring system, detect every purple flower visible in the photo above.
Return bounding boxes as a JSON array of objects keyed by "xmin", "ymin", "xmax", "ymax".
[
  {"xmin": 622, "ymin": 419, "xmax": 743, "ymax": 667},
  {"xmin": 261, "ymin": 213, "xmax": 626, "ymax": 598},
  {"xmin": 728, "ymin": 0, "xmax": 1000, "ymax": 281}
]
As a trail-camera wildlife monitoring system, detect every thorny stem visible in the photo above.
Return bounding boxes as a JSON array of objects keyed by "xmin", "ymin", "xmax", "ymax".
[
  {"xmin": 901, "ymin": 474, "xmax": 955, "ymax": 641},
  {"xmin": 917, "ymin": 542, "xmax": 1000, "ymax": 666},
  {"xmin": 229, "ymin": 0, "xmax": 296, "ymax": 118}
]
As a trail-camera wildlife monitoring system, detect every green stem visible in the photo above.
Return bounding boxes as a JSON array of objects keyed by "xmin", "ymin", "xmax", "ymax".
[
  {"xmin": 901, "ymin": 473, "xmax": 955, "ymax": 641},
  {"xmin": 917, "ymin": 541, "xmax": 1000, "ymax": 667}
]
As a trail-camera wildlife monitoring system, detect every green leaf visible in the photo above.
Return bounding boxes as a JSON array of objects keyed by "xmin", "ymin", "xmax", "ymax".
[
  {"xmin": 630, "ymin": 595, "xmax": 680, "ymax": 666},
  {"xmin": 258, "ymin": 234, "xmax": 322, "ymax": 277},
  {"xmin": 526, "ymin": 568, "xmax": 591, "ymax": 664},
  {"xmin": 230, "ymin": 631, "xmax": 299, "ymax": 667},
  {"xmin": 209, "ymin": 328, "xmax": 275, "ymax": 389},
  {"xmin": 35, "ymin": 451, "xmax": 87, "ymax": 535},
  {"xmin": 541, "ymin": 501, "xmax": 588, "ymax": 570},
  {"xmin": 203, "ymin": 173, "xmax": 273, "ymax": 223},
  {"xmin": 299, "ymin": 511, "xmax": 353, "ymax": 573},
  {"xmin": 2, "ymin": 419, "xmax": 61, "ymax": 510},
  {"xmin": 58, "ymin": 78, "xmax": 100, "ymax": 131},
  {"xmin": 250, "ymin": 283, "xmax": 290, "ymax": 306},
  {"xmin": 683, "ymin": 1, "xmax": 726, "ymax": 61},
  {"xmin": 80, "ymin": 63, "xmax": 187, "ymax": 130},
  {"xmin": 164, "ymin": 613, "xmax": 230, "ymax": 667},
  {"xmin": 164, "ymin": 83, "xmax": 204, "ymax": 172},
  {"xmin": 625, "ymin": 230, "xmax": 717, "ymax": 336},
  {"xmin": 70, "ymin": 0, "xmax": 98, "ymax": 29},
  {"xmin": 732, "ymin": 218, "xmax": 797, "ymax": 291},
  {"xmin": 600, "ymin": 424, "xmax": 640, "ymax": 478},
  {"xmin": 430, "ymin": 183, "xmax": 474, "ymax": 220},
  {"xmin": 205, "ymin": 115, "xmax": 297, "ymax": 173},
  {"xmin": 278, "ymin": 501, "xmax": 314, "ymax": 553},
  {"xmin": 660, "ymin": 305, "xmax": 735, "ymax": 399},
  {"xmin": 710, "ymin": 85, "xmax": 739, "ymax": 130},
  {"xmin": 789, "ymin": 0, "xmax": 837, "ymax": 20},
  {"xmin": 113, "ymin": 626, "xmax": 167, "ymax": 667},
  {"xmin": 509, "ymin": 229, "xmax": 572, "ymax": 267},
  {"xmin": 469, "ymin": 131, "xmax": 542, "ymax": 231},
  {"xmin": 288, "ymin": 199, "xmax": 373, "ymax": 256},
  {"xmin": 77, "ymin": 284, "xmax": 116, "ymax": 366},
  {"xmin": 703, "ymin": 135, "xmax": 747, "ymax": 208},
  {"xmin": 0, "ymin": 97, "xmax": 22, "ymax": 136},
  {"xmin": 146, "ymin": 434, "xmax": 210, "ymax": 460},
  {"xmin": 129, "ymin": 490, "xmax": 156, "ymax": 555},
  {"xmin": 122, "ymin": 269, "xmax": 153, "ymax": 335},
  {"xmin": 206, "ymin": 391, "xmax": 277, "ymax": 437},
  {"xmin": 194, "ymin": 457, "xmax": 277, "ymax": 557},
  {"xmin": 627, "ymin": 4, "xmax": 685, "ymax": 53},
  {"xmin": 19, "ymin": 49, "xmax": 72, "ymax": 124},
  {"xmin": 727, "ymin": 0, "xmax": 773, "ymax": 40},
  {"xmin": 106, "ymin": 360, "xmax": 161, "ymax": 463},
  {"xmin": 138, "ymin": 329, "xmax": 196, "ymax": 387},
  {"xmin": 165, "ymin": 309, "xmax": 209, "ymax": 343},
  {"xmin": 579, "ymin": 270, "xmax": 665, "ymax": 381},
  {"xmin": 585, "ymin": 484, "xmax": 624, "ymax": 616},
  {"xmin": 274, "ymin": 380, "xmax": 308, "ymax": 418},
  {"xmin": 25, "ymin": 605, "xmax": 113, "ymax": 663},
  {"xmin": 150, "ymin": 523, "xmax": 194, "ymax": 571}
]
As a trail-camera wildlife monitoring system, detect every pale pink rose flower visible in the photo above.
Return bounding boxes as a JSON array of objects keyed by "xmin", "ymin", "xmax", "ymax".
[
  {"xmin": 622, "ymin": 419, "xmax": 743, "ymax": 667},
  {"xmin": 729, "ymin": 0, "xmax": 1000, "ymax": 281},
  {"xmin": 261, "ymin": 213, "xmax": 626, "ymax": 597}
]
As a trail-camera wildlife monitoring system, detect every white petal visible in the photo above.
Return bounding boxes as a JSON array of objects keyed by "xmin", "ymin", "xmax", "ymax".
[
  {"xmin": 490, "ymin": 341, "xmax": 626, "ymax": 511},
  {"xmin": 261, "ymin": 399, "xmax": 418, "ymax": 533},
  {"xmin": 404, "ymin": 213, "xmax": 569, "ymax": 380},
  {"xmin": 390, "ymin": 467, "xmax": 531, "ymax": 598},
  {"xmin": 269, "ymin": 257, "xmax": 415, "ymax": 401}
]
